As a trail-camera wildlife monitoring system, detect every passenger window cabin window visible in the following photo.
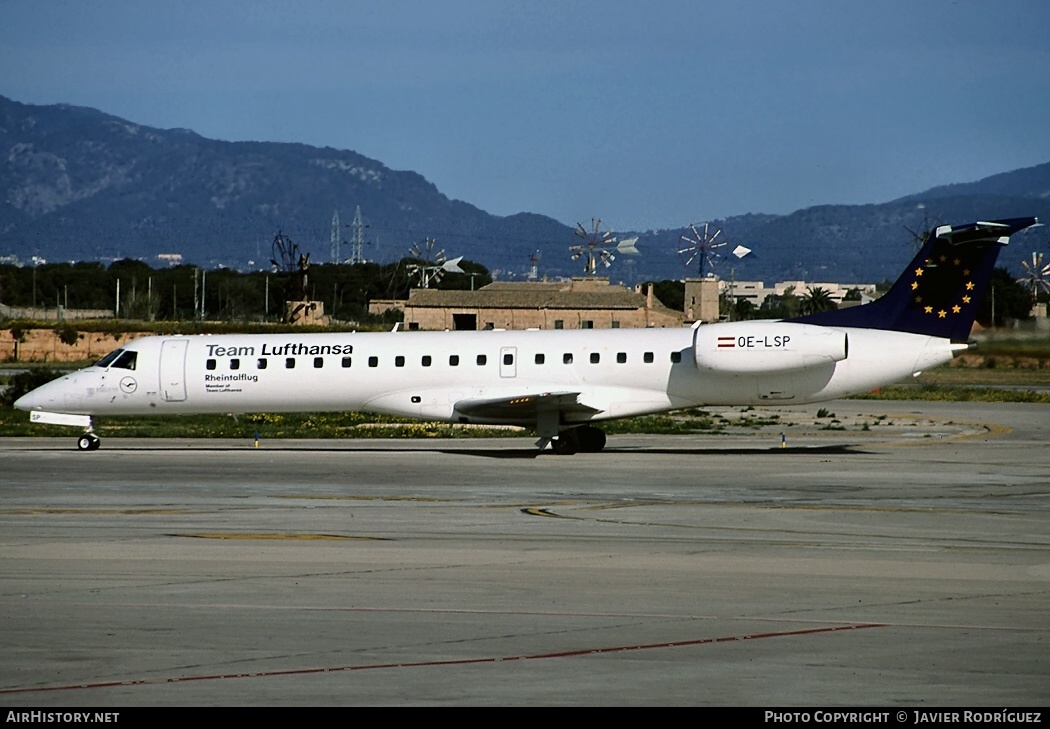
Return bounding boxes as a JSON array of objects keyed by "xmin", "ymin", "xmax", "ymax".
[
  {"xmin": 617, "ymin": 352, "xmax": 627, "ymax": 364},
  {"xmin": 369, "ymin": 356, "xmax": 379, "ymax": 368},
  {"xmin": 314, "ymin": 357, "xmax": 324, "ymax": 368},
  {"xmin": 206, "ymin": 359, "xmax": 217, "ymax": 371},
  {"xmin": 644, "ymin": 352, "xmax": 654, "ymax": 363},
  {"xmin": 563, "ymin": 353, "xmax": 573, "ymax": 364},
  {"xmin": 671, "ymin": 351, "xmax": 682, "ymax": 363},
  {"xmin": 503, "ymin": 353, "xmax": 513, "ymax": 366},
  {"xmin": 285, "ymin": 358, "xmax": 296, "ymax": 369},
  {"xmin": 535, "ymin": 353, "xmax": 545, "ymax": 365},
  {"xmin": 341, "ymin": 357, "xmax": 352, "ymax": 368},
  {"xmin": 230, "ymin": 358, "xmax": 240, "ymax": 370},
  {"xmin": 449, "ymin": 355, "xmax": 460, "ymax": 366},
  {"xmin": 422, "ymin": 355, "xmax": 432, "ymax": 367},
  {"xmin": 476, "ymin": 354, "xmax": 487, "ymax": 366},
  {"xmin": 257, "ymin": 358, "xmax": 267, "ymax": 369},
  {"xmin": 395, "ymin": 356, "xmax": 405, "ymax": 367},
  {"xmin": 590, "ymin": 353, "xmax": 600, "ymax": 364}
]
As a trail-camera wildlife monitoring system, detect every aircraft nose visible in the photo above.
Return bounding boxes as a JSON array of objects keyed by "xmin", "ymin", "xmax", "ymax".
[
  {"xmin": 13, "ymin": 387, "xmax": 48, "ymax": 411},
  {"xmin": 12, "ymin": 378, "xmax": 63, "ymax": 411}
]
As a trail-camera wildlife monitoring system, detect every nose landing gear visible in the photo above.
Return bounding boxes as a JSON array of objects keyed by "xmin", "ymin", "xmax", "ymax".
[{"xmin": 77, "ymin": 431, "xmax": 101, "ymax": 451}]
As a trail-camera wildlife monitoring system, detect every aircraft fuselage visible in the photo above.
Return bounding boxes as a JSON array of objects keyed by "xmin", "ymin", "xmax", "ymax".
[{"xmin": 18, "ymin": 321, "xmax": 954, "ymax": 427}]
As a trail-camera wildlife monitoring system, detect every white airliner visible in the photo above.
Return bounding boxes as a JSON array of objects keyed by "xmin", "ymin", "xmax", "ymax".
[{"xmin": 14, "ymin": 217, "xmax": 1038, "ymax": 454}]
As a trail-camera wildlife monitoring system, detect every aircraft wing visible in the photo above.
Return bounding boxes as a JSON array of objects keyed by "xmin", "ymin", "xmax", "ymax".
[{"xmin": 453, "ymin": 391, "xmax": 603, "ymax": 424}]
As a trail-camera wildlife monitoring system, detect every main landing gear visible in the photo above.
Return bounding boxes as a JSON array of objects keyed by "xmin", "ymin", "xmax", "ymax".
[
  {"xmin": 551, "ymin": 425, "xmax": 607, "ymax": 455},
  {"xmin": 77, "ymin": 431, "xmax": 101, "ymax": 451}
]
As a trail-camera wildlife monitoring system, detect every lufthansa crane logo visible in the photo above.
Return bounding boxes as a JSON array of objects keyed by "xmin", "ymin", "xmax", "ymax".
[{"xmin": 119, "ymin": 376, "xmax": 138, "ymax": 394}]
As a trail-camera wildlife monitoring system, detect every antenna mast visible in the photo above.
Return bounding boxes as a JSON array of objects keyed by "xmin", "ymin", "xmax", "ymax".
[
  {"xmin": 330, "ymin": 210, "xmax": 341, "ymax": 264},
  {"xmin": 350, "ymin": 206, "xmax": 366, "ymax": 265}
]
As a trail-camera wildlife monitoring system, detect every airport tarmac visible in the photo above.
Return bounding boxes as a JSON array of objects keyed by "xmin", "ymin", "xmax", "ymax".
[{"xmin": 0, "ymin": 399, "xmax": 1047, "ymax": 707}]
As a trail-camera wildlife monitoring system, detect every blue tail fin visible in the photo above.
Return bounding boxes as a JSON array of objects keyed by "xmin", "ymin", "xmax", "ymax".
[{"xmin": 791, "ymin": 217, "xmax": 1039, "ymax": 342}]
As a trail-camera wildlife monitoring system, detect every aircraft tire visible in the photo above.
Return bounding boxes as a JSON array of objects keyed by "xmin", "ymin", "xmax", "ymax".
[
  {"xmin": 576, "ymin": 426, "xmax": 607, "ymax": 452},
  {"xmin": 552, "ymin": 432, "xmax": 579, "ymax": 455},
  {"xmin": 77, "ymin": 434, "xmax": 100, "ymax": 451}
]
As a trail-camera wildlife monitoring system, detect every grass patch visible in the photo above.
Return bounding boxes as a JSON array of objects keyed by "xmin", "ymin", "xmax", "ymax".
[
  {"xmin": 970, "ymin": 335, "xmax": 1050, "ymax": 359},
  {"xmin": 851, "ymin": 384, "xmax": 1050, "ymax": 403},
  {"xmin": 915, "ymin": 367, "xmax": 1050, "ymax": 387},
  {"xmin": 603, "ymin": 413, "xmax": 724, "ymax": 435}
]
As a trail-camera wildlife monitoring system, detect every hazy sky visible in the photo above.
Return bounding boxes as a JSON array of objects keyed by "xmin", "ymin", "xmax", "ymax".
[{"xmin": 3, "ymin": 0, "xmax": 1049, "ymax": 232}]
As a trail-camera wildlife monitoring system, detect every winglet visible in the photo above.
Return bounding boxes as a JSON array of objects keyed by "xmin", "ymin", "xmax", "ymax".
[{"xmin": 791, "ymin": 217, "xmax": 1039, "ymax": 342}]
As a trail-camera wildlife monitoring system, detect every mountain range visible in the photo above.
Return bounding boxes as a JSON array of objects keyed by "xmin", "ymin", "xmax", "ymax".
[{"xmin": 2, "ymin": 94, "xmax": 1048, "ymax": 284}]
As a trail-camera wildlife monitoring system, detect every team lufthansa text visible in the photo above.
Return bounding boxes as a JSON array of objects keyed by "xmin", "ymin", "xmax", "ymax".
[{"xmin": 206, "ymin": 342, "xmax": 352, "ymax": 357}]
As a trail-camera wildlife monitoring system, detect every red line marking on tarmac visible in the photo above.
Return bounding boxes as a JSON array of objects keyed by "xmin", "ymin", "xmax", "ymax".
[{"xmin": 0, "ymin": 623, "xmax": 884, "ymax": 695}]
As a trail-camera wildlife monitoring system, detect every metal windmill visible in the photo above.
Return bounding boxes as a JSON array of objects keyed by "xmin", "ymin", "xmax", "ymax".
[
  {"xmin": 678, "ymin": 221, "xmax": 729, "ymax": 278},
  {"xmin": 528, "ymin": 251, "xmax": 541, "ymax": 281},
  {"xmin": 1017, "ymin": 251, "xmax": 1050, "ymax": 302},
  {"xmin": 270, "ymin": 231, "xmax": 309, "ymax": 302},
  {"xmin": 903, "ymin": 204, "xmax": 942, "ymax": 252},
  {"xmin": 406, "ymin": 237, "xmax": 463, "ymax": 288},
  {"xmin": 571, "ymin": 218, "xmax": 618, "ymax": 275}
]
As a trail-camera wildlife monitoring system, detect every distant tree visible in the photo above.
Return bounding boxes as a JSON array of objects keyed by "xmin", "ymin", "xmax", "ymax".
[
  {"xmin": 208, "ymin": 270, "xmax": 260, "ymax": 322},
  {"xmin": 758, "ymin": 285, "xmax": 800, "ymax": 319},
  {"xmin": 731, "ymin": 297, "xmax": 757, "ymax": 321},
  {"xmin": 108, "ymin": 258, "xmax": 154, "ymax": 276},
  {"xmin": 437, "ymin": 259, "xmax": 492, "ymax": 291},
  {"xmin": 781, "ymin": 286, "xmax": 800, "ymax": 317},
  {"xmin": 843, "ymin": 287, "xmax": 863, "ymax": 302},
  {"xmin": 799, "ymin": 286, "xmax": 837, "ymax": 315},
  {"xmin": 651, "ymin": 280, "xmax": 684, "ymax": 311},
  {"xmin": 978, "ymin": 267, "xmax": 1035, "ymax": 326},
  {"xmin": 8, "ymin": 324, "xmax": 27, "ymax": 360},
  {"xmin": 385, "ymin": 258, "xmax": 423, "ymax": 300},
  {"xmin": 55, "ymin": 324, "xmax": 80, "ymax": 346}
]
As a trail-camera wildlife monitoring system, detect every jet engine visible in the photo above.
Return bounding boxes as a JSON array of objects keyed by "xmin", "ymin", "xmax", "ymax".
[{"xmin": 693, "ymin": 321, "xmax": 848, "ymax": 373}]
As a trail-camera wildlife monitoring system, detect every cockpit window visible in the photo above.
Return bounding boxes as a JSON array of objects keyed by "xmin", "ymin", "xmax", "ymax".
[
  {"xmin": 111, "ymin": 350, "xmax": 138, "ymax": 370},
  {"xmin": 96, "ymin": 349, "xmax": 137, "ymax": 370},
  {"xmin": 95, "ymin": 349, "xmax": 124, "ymax": 368}
]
